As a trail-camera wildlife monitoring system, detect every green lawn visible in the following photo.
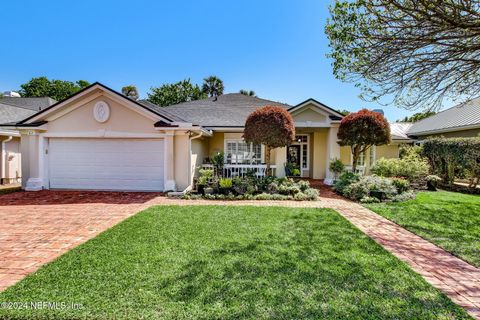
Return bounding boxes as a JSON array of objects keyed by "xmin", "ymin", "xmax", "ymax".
[
  {"xmin": 365, "ymin": 191, "xmax": 480, "ymax": 268},
  {"xmin": 0, "ymin": 206, "xmax": 470, "ymax": 319}
]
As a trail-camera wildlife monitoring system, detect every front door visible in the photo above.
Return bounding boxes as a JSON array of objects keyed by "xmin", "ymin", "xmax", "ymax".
[{"xmin": 287, "ymin": 145, "xmax": 301, "ymax": 167}]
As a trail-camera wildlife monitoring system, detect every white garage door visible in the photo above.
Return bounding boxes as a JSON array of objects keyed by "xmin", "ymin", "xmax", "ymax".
[{"xmin": 48, "ymin": 138, "xmax": 164, "ymax": 191}]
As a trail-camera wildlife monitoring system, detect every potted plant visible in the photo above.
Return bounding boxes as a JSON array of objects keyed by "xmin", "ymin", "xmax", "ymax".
[{"xmin": 329, "ymin": 158, "xmax": 345, "ymax": 182}]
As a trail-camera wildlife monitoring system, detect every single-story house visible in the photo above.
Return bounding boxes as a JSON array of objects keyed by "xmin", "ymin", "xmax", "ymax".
[
  {"xmin": 408, "ymin": 98, "xmax": 480, "ymax": 139},
  {"xmin": 3, "ymin": 82, "xmax": 407, "ymax": 192},
  {"xmin": 0, "ymin": 96, "xmax": 55, "ymax": 184}
]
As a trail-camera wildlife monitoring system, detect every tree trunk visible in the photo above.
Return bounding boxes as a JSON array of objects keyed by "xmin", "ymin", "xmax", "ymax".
[
  {"xmin": 351, "ymin": 145, "xmax": 360, "ymax": 173},
  {"xmin": 265, "ymin": 145, "xmax": 271, "ymax": 176}
]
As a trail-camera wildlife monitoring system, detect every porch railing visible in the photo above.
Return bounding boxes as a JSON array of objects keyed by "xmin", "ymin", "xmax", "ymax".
[
  {"xmin": 344, "ymin": 165, "xmax": 366, "ymax": 176},
  {"xmin": 201, "ymin": 164, "xmax": 277, "ymax": 178}
]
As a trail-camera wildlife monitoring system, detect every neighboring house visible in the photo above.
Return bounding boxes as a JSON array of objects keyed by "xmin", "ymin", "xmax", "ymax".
[
  {"xmin": 3, "ymin": 82, "xmax": 406, "ymax": 192},
  {"xmin": 0, "ymin": 95, "xmax": 55, "ymax": 184},
  {"xmin": 408, "ymin": 98, "xmax": 480, "ymax": 139}
]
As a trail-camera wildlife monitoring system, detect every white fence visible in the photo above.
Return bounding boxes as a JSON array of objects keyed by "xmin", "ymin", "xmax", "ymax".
[{"xmin": 201, "ymin": 164, "xmax": 277, "ymax": 178}]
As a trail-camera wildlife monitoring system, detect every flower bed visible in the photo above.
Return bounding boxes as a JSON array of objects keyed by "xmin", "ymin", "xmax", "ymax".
[
  {"xmin": 183, "ymin": 169, "xmax": 319, "ymax": 201},
  {"xmin": 334, "ymin": 172, "xmax": 415, "ymax": 203}
]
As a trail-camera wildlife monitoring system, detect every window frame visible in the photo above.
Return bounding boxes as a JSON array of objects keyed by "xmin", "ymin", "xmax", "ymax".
[
  {"xmin": 292, "ymin": 134, "xmax": 310, "ymax": 170},
  {"xmin": 224, "ymin": 139, "xmax": 264, "ymax": 165}
]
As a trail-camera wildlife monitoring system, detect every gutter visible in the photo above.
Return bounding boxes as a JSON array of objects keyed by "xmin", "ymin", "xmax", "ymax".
[{"xmin": 1, "ymin": 136, "xmax": 13, "ymax": 184}]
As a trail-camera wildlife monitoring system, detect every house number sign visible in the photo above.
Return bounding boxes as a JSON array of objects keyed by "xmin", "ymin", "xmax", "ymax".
[{"xmin": 93, "ymin": 101, "xmax": 110, "ymax": 123}]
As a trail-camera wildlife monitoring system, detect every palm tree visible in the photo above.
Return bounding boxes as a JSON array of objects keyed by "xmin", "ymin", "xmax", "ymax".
[
  {"xmin": 122, "ymin": 85, "xmax": 139, "ymax": 100},
  {"xmin": 239, "ymin": 89, "xmax": 256, "ymax": 97},
  {"xmin": 202, "ymin": 76, "xmax": 224, "ymax": 98}
]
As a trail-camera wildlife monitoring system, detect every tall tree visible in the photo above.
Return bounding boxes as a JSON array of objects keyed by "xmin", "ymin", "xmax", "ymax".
[
  {"xmin": 243, "ymin": 106, "xmax": 295, "ymax": 176},
  {"xmin": 338, "ymin": 109, "xmax": 390, "ymax": 172},
  {"xmin": 239, "ymin": 89, "xmax": 256, "ymax": 97},
  {"xmin": 122, "ymin": 85, "xmax": 139, "ymax": 100},
  {"xmin": 147, "ymin": 79, "xmax": 206, "ymax": 107},
  {"xmin": 326, "ymin": 0, "xmax": 480, "ymax": 110},
  {"xmin": 19, "ymin": 77, "xmax": 90, "ymax": 101},
  {"xmin": 398, "ymin": 111, "xmax": 436, "ymax": 123},
  {"xmin": 202, "ymin": 76, "xmax": 224, "ymax": 98}
]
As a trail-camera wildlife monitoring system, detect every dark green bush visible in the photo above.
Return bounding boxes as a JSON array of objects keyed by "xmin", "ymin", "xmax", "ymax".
[
  {"xmin": 422, "ymin": 137, "xmax": 480, "ymax": 188},
  {"xmin": 333, "ymin": 172, "xmax": 360, "ymax": 194},
  {"xmin": 392, "ymin": 178, "xmax": 410, "ymax": 194}
]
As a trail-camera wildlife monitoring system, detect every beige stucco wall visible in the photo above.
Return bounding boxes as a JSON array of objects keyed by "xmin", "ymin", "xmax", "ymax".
[
  {"xmin": 376, "ymin": 144, "xmax": 400, "ymax": 159},
  {"xmin": 292, "ymin": 107, "xmax": 327, "ymax": 122},
  {"xmin": 339, "ymin": 143, "xmax": 400, "ymax": 174},
  {"xmin": 20, "ymin": 90, "xmax": 192, "ymax": 192},
  {"xmin": 46, "ymin": 95, "xmax": 159, "ymax": 134},
  {"xmin": 312, "ymin": 129, "xmax": 328, "ymax": 179},
  {"xmin": 208, "ymin": 132, "xmax": 224, "ymax": 156},
  {"xmin": 174, "ymin": 133, "xmax": 190, "ymax": 191},
  {"xmin": 191, "ymin": 137, "xmax": 209, "ymax": 183}
]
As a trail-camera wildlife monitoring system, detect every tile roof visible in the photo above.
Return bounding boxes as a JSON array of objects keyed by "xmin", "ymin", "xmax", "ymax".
[
  {"xmin": 408, "ymin": 98, "xmax": 480, "ymax": 136},
  {"xmin": 162, "ymin": 93, "xmax": 291, "ymax": 127}
]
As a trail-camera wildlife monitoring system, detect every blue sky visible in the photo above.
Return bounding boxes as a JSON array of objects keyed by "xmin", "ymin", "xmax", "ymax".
[{"xmin": 1, "ymin": 0, "xmax": 420, "ymax": 121}]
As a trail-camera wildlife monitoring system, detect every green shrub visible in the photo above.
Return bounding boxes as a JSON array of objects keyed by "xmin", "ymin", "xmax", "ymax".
[
  {"xmin": 399, "ymin": 145, "xmax": 422, "ymax": 159},
  {"xmin": 219, "ymin": 178, "xmax": 233, "ymax": 189},
  {"xmin": 334, "ymin": 172, "xmax": 360, "ymax": 194},
  {"xmin": 344, "ymin": 175, "xmax": 397, "ymax": 201},
  {"xmin": 422, "ymin": 137, "xmax": 480, "ymax": 188},
  {"xmin": 198, "ymin": 169, "xmax": 214, "ymax": 185},
  {"xmin": 329, "ymin": 158, "xmax": 345, "ymax": 181},
  {"xmin": 211, "ymin": 152, "xmax": 224, "ymax": 172},
  {"xmin": 303, "ymin": 188, "xmax": 319, "ymax": 200},
  {"xmin": 292, "ymin": 168, "xmax": 301, "ymax": 176},
  {"xmin": 278, "ymin": 184, "xmax": 301, "ymax": 196},
  {"xmin": 392, "ymin": 178, "xmax": 410, "ymax": 194},
  {"xmin": 371, "ymin": 156, "xmax": 429, "ymax": 181},
  {"xmin": 391, "ymin": 190, "xmax": 416, "ymax": 202},
  {"xmin": 297, "ymin": 180, "xmax": 311, "ymax": 192},
  {"xmin": 426, "ymin": 175, "xmax": 442, "ymax": 191},
  {"xmin": 360, "ymin": 196, "xmax": 380, "ymax": 203}
]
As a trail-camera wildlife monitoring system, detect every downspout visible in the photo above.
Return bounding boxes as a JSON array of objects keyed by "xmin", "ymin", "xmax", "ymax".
[
  {"xmin": 185, "ymin": 131, "xmax": 203, "ymax": 193},
  {"xmin": 1, "ymin": 136, "xmax": 13, "ymax": 185}
]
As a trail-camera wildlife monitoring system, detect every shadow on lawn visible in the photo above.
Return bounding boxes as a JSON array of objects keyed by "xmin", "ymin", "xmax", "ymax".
[{"xmin": 156, "ymin": 213, "xmax": 463, "ymax": 319}]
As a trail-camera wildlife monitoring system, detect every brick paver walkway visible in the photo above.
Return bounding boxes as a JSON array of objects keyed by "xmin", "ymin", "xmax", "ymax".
[{"xmin": 0, "ymin": 190, "xmax": 479, "ymax": 318}]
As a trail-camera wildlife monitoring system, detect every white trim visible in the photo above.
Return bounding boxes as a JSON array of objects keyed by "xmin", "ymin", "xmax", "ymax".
[
  {"xmin": 24, "ymin": 83, "xmax": 170, "ymax": 124},
  {"xmin": 294, "ymin": 121, "xmax": 332, "ymax": 128},
  {"xmin": 290, "ymin": 134, "xmax": 310, "ymax": 171},
  {"xmin": 0, "ymin": 130, "xmax": 20, "ymax": 137},
  {"xmin": 288, "ymin": 99, "xmax": 345, "ymax": 118},
  {"xmin": 205, "ymin": 127, "xmax": 244, "ymax": 132},
  {"xmin": 369, "ymin": 145, "xmax": 376, "ymax": 167},
  {"xmin": 350, "ymin": 149, "xmax": 367, "ymax": 167},
  {"xmin": 41, "ymin": 131, "xmax": 168, "ymax": 138}
]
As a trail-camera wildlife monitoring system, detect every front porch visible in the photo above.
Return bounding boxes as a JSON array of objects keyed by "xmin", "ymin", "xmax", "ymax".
[{"xmin": 194, "ymin": 127, "xmax": 341, "ymax": 183}]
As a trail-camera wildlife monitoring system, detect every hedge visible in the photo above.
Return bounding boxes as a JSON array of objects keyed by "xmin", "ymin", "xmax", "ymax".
[{"xmin": 422, "ymin": 137, "xmax": 480, "ymax": 188}]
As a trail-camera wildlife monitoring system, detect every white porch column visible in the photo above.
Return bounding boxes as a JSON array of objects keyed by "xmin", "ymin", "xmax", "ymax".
[
  {"xmin": 21, "ymin": 130, "xmax": 44, "ymax": 191},
  {"xmin": 324, "ymin": 125, "xmax": 340, "ymax": 185},
  {"xmin": 164, "ymin": 131, "xmax": 176, "ymax": 191},
  {"xmin": 274, "ymin": 147, "xmax": 287, "ymax": 177}
]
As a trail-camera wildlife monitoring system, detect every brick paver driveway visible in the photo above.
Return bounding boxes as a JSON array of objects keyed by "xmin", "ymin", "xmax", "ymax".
[
  {"xmin": 0, "ymin": 190, "xmax": 162, "ymax": 291},
  {"xmin": 0, "ymin": 189, "xmax": 479, "ymax": 318}
]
